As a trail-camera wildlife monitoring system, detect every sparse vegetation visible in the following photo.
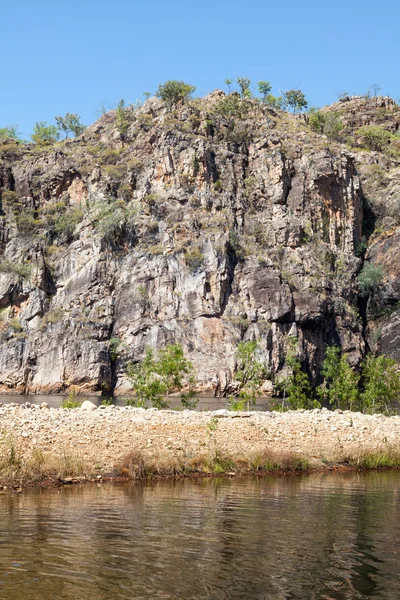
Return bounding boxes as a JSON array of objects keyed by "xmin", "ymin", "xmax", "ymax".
[
  {"xmin": 31, "ymin": 121, "xmax": 60, "ymax": 144},
  {"xmin": 127, "ymin": 344, "xmax": 197, "ymax": 409},
  {"xmin": 55, "ymin": 113, "xmax": 86, "ymax": 138},
  {"xmin": 358, "ymin": 263, "xmax": 384, "ymax": 297},
  {"xmin": 230, "ymin": 340, "xmax": 266, "ymax": 410},
  {"xmin": 156, "ymin": 80, "xmax": 196, "ymax": 106}
]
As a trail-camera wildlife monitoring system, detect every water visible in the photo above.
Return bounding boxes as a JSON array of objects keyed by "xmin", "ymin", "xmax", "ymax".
[{"xmin": 1, "ymin": 473, "xmax": 400, "ymax": 599}]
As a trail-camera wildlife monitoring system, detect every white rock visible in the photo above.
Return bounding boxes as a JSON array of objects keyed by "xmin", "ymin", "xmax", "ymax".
[{"xmin": 80, "ymin": 400, "xmax": 97, "ymax": 411}]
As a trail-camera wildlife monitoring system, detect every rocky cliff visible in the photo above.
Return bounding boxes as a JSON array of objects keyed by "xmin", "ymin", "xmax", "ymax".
[{"xmin": 0, "ymin": 92, "xmax": 399, "ymax": 395}]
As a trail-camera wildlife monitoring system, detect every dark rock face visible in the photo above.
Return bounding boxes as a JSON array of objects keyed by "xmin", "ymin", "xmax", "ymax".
[{"xmin": 0, "ymin": 94, "xmax": 398, "ymax": 395}]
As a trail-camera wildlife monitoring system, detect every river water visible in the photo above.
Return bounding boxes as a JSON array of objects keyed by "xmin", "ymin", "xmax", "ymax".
[{"xmin": 1, "ymin": 472, "xmax": 400, "ymax": 599}]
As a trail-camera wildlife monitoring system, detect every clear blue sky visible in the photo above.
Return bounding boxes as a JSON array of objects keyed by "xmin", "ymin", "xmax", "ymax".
[{"xmin": 2, "ymin": 0, "xmax": 399, "ymax": 139}]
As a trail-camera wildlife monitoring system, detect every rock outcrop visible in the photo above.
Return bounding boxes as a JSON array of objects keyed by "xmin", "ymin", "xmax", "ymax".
[{"xmin": 0, "ymin": 93, "xmax": 399, "ymax": 395}]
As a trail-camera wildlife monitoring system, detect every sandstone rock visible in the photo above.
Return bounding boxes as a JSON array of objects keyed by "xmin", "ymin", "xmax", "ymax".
[{"xmin": 0, "ymin": 95, "xmax": 398, "ymax": 397}]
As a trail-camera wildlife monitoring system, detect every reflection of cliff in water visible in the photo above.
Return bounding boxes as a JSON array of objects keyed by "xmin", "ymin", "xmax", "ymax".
[{"xmin": 1, "ymin": 472, "xmax": 399, "ymax": 599}]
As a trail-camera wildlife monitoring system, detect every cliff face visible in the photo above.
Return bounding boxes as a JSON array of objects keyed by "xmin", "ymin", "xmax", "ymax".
[{"xmin": 0, "ymin": 93, "xmax": 399, "ymax": 395}]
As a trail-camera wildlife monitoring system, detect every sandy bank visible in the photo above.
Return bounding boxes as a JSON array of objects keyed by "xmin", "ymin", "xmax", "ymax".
[{"xmin": 1, "ymin": 404, "xmax": 399, "ymax": 486}]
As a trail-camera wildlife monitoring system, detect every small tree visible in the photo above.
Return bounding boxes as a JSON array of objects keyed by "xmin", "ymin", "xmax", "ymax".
[
  {"xmin": 156, "ymin": 80, "xmax": 196, "ymax": 106},
  {"xmin": 236, "ymin": 77, "xmax": 251, "ymax": 98},
  {"xmin": 115, "ymin": 99, "xmax": 129, "ymax": 138},
  {"xmin": 127, "ymin": 344, "xmax": 197, "ymax": 409},
  {"xmin": 31, "ymin": 121, "xmax": 60, "ymax": 144},
  {"xmin": 224, "ymin": 78, "xmax": 233, "ymax": 93},
  {"xmin": 55, "ymin": 113, "xmax": 86, "ymax": 138},
  {"xmin": 264, "ymin": 94, "xmax": 284, "ymax": 110},
  {"xmin": 258, "ymin": 81, "xmax": 272, "ymax": 102},
  {"xmin": 279, "ymin": 338, "xmax": 317, "ymax": 410},
  {"xmin": 285, "ymin": 89, "xmax": 308, "ymax": 113},
  {"xmin": 0, "ymin": 125, "xmax": 20, "ymax": 141},
  {"xmin": 143, "ymin": 91, "xmax": 151, "ymax": 101},
  {"xmin": 360, "ymin": 354, "xmax": 400, "ymax": 414},
  {"xmin": 319, "ymin": 346, "xmax": 359, "ymax": 410},
  {"xmin": 231, "ymin": 340, "xmax": 265, "ymax": 410}
]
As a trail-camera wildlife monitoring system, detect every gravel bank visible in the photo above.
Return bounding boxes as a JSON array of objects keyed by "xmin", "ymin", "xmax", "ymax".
[{"xmin": 1, "ymin": 403, "xmax": 399, "ymax": 484}]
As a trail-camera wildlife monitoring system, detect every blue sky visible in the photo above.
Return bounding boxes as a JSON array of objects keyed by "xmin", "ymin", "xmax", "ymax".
[{"xmin": 2, "ymin": 0, "xmax": 399, "ymax": 139}]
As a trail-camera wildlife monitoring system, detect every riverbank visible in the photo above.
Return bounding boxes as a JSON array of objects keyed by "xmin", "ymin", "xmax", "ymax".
[{"xmin": 1, "ymin": 404, "xmax": 400, "ymax": 488}]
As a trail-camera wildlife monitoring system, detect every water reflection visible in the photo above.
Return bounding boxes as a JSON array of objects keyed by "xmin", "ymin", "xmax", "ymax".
[{"xmin": 0, "ymin": 472, "xmax": 400, "ymax": 599}]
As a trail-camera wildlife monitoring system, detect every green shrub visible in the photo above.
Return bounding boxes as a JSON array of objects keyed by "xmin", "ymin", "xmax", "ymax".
[
  {"xmin": 0, "ymin": 261, "xmax": 32, "ymax": 279},
  {"xmin": 319, "ymin": 346, "xmax": 359, "ymax": 410},
  {"xmin": 212, "ymin": 95, "xmax": 249, "ymax": 126},
  {"xmin": 1, "ymin": 190, "xmax": 19, "ymax": 205},
  {"xmin": 184, "ymin": 247, "xmax": 205, "ymax": 273},
  {"xmin": 360, "ymin": 354, "xmax": 400, "ymax": 414},
  {"xmin": 230, "ymin": 340, "xmax": 266, "ymax": 410},
  {"xmin": 127, "ymin": 344, "xmax": 197, "ymax": 409},
  {"xmin": 0, "ymin": 125, "xmax": 21, "ymax": 141},
  {"xmin": 103, "ymin": 165, "xmax": 125, "ymax": 179},
  {"xmin": 213, "ymin": 179, "xmax": 223, "ymax": 192},
  {"xmin": 31, "ymin": 122, "xmax": 59, "ymax": 144},
  {"xmin": 356, "ymin": 125, "xmax": 393, "ymax": 151},
  {"xmin": 279, "ymin": 339, "xmax": 317, "ymax": 410},
  {"xmin": 156, "ymin": 80, "xmax": 196, "ymax": 106},
  {"xmin": 358, "ymin": 263, "xmax": 384, "ymax": 297}
]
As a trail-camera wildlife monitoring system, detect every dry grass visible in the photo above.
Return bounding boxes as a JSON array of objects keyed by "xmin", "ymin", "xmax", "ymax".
[
  {"xmin": 0, "ymin": 435, "xmax": 91, "ymax": 484},
  {"xmin": 117, "ymin": 448, "xmax": 311, "ymax": 480}
]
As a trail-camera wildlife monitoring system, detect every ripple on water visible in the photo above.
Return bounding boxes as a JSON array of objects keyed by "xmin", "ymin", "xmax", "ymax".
[{"xmin": 0, "ymin": 472, "xmax": 400, "ymax": 599}]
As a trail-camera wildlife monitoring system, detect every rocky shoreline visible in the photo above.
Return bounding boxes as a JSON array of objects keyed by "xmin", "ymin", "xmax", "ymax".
[{"xmin": 1, "ymin": 403, "xmax": 400, "ymax": 488}]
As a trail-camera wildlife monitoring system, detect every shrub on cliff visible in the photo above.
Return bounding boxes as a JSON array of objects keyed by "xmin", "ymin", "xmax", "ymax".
[
  {"xmin": 356, "ymin": 125, "xmax": 394, "ymax": 151},
  {"xmin": 31, "ymin": 121, "xmax": 59, "ymax": 144},
  {"xmin": 358, "ymin": 263, "xmax": 384, "ymax": 297},
  {"xmin": 156, "ymin": 80, "xmax": 196, "ymax": 106},
  {"xmin": 127, "ymin": 344, "xmax": 197, "ymax": 409},
  {"xmin": 0, "ymin": 125, "xmax": 21, "ymax": 141}
]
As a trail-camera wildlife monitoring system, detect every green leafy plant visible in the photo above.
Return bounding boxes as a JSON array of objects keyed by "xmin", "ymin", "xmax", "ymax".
[
  {"xmin": 284, "ymin": 89, "xmax": 308, "ymax": 113},
  {"xmin": 319, "ymin": 346, "xmax": 360, "ymax": 410},
  {"xmin": 230, "ymin": 340, "xmax": 265, "ymax": 410},
  {"xmin": 0, "ymin": 125, "xmax": 21, "ymax": 141},
  {"xmin": 278, "ymin": 338, "xmax": 318, "ymax": 410},
  {"xmin": 356, "ymin": 125, "xmax": 393, "ymax": 151},
  {"xmin": 127, "ymin": 344, "xmax": 197, "ymax": 409},
  {"xmin": 61, "ymin": 389, "xmax": 82, "ymax": 409},
  {"xmin": 55, "ymin": 113, "xmax": 86, "ymax": 138},
  {"xmin": 360, "ymin": 354, "xmax": 400, "ymax": 414},
  {"xmin": 115, "ymin": 99, "xmax": 129, "ymax": 138},
  {"xmin": 258, "ymin": 81, "xmax": 272, "ymax": 102},
  {"xmin": 31, "ymin": 121, "xmax": 60, "ymax": 144},
  {"xmin": 184, "ymin": 246, "xmax": 205, "ymax": 274},
  {"xmin": 156, "ymin": 80, "xmax": 196, "ymax": 106},
  {"xmin": 236, "ymin": 77, "xmax": 251, "ymax": 98},
  {"xmin": 358, "ymin": 263, "xmax": 384, "ymax": 297}
]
